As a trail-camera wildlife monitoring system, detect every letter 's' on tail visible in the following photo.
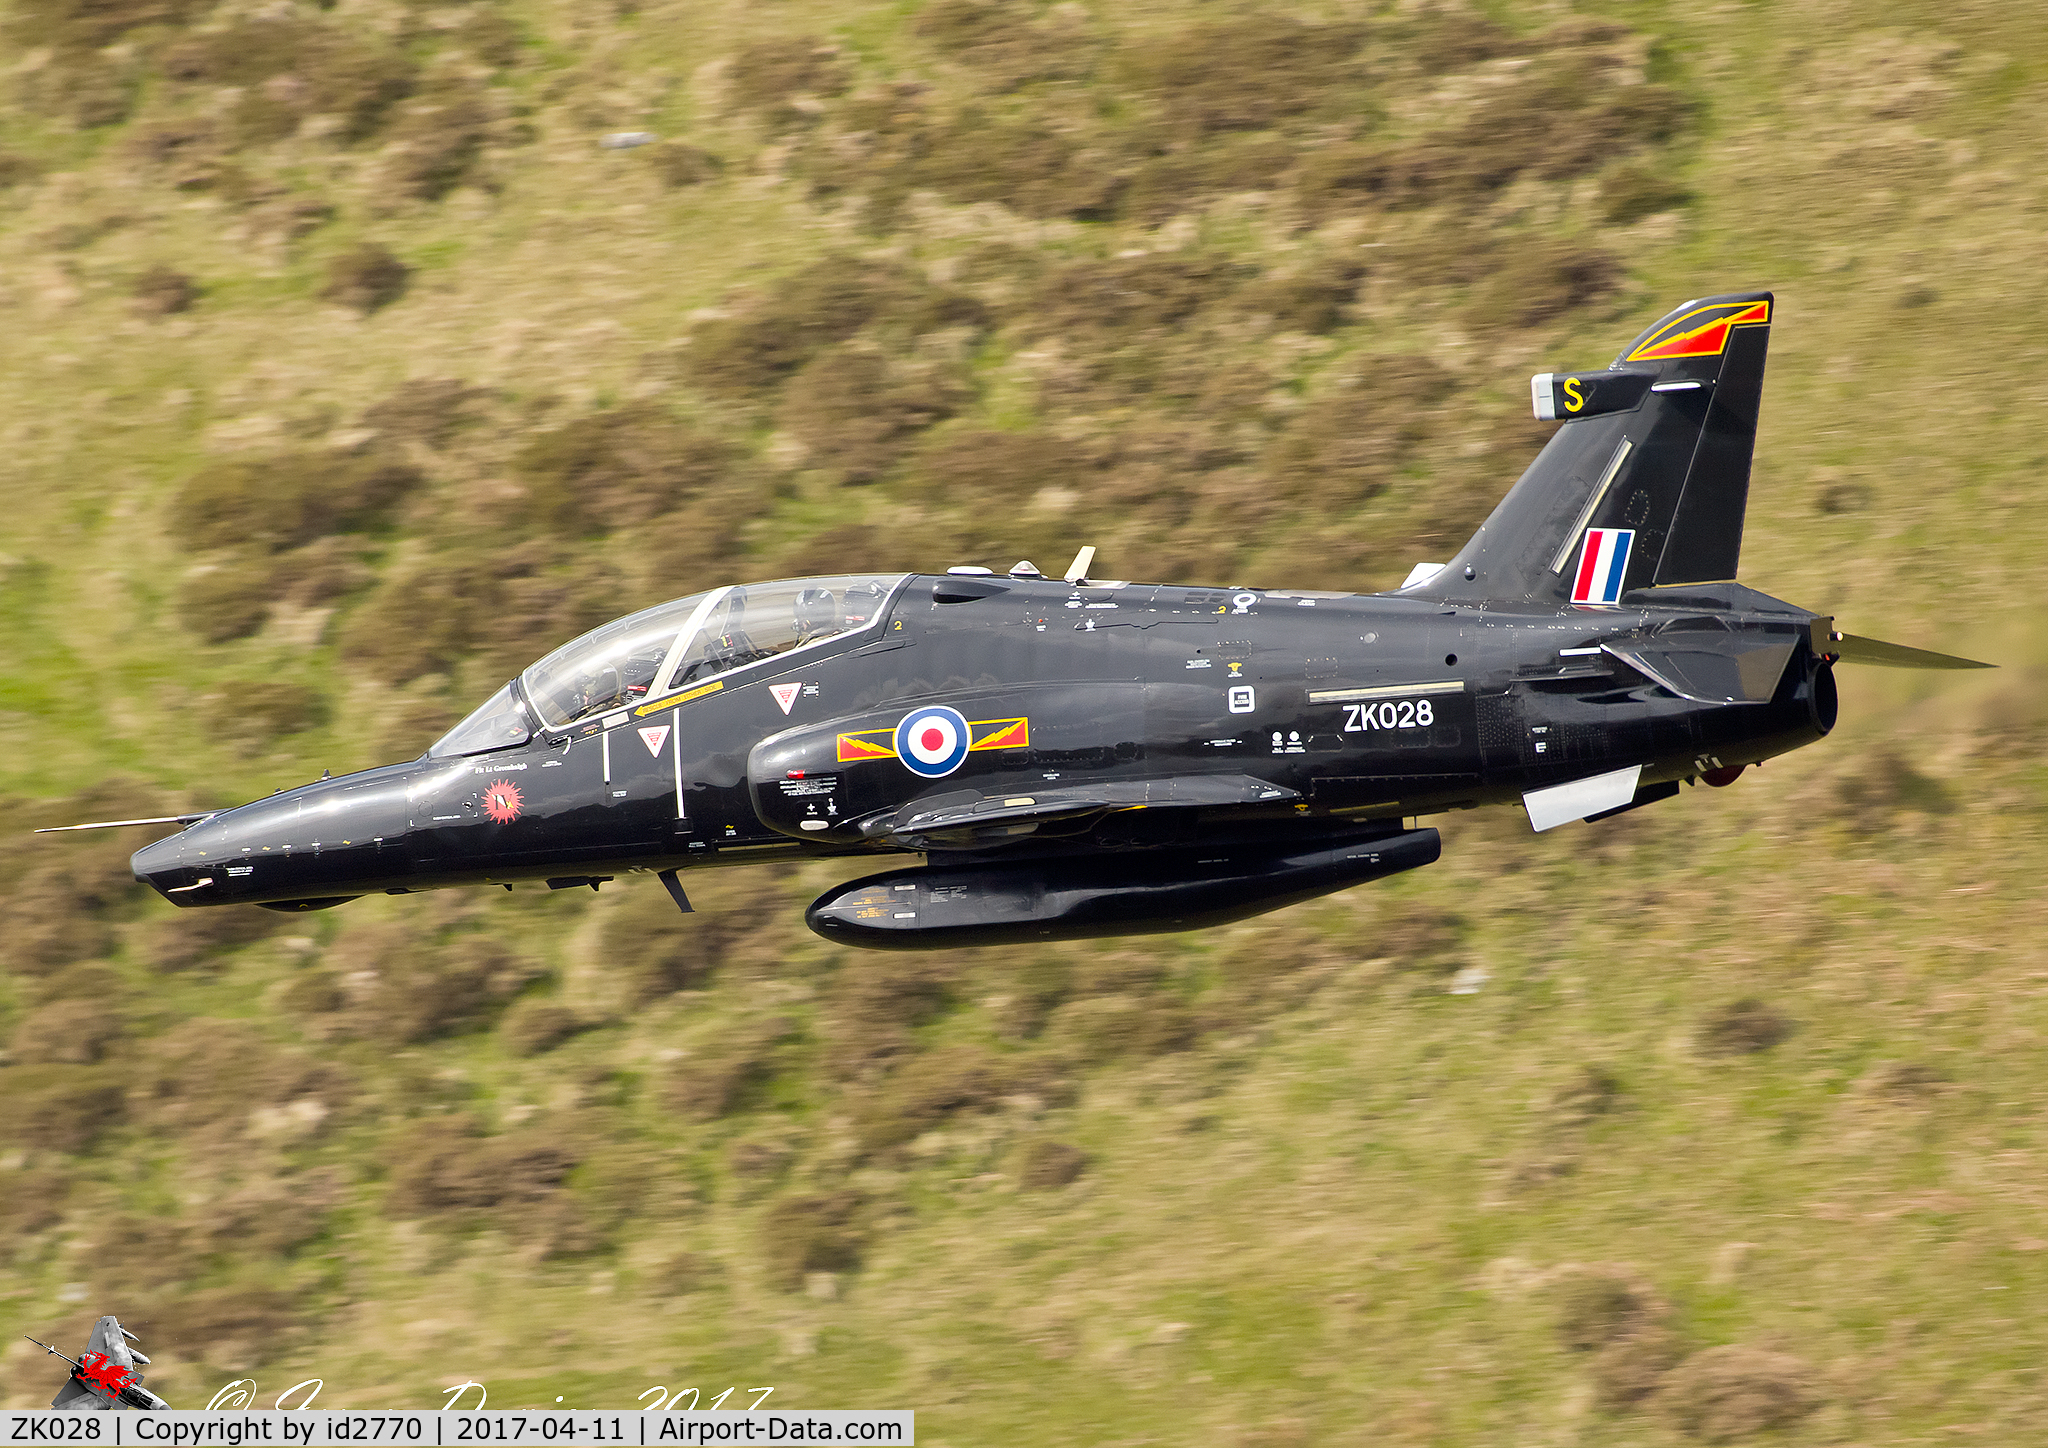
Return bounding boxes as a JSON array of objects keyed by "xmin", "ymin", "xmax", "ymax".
[{"xmin": 1410, "ymin": 290, "xmax": 1774, "ymax": 606}]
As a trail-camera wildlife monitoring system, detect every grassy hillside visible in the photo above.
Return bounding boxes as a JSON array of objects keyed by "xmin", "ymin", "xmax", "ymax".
[{"xmin": 2, "ymin": 0, "xmax": 2046, "ymax": 1439}]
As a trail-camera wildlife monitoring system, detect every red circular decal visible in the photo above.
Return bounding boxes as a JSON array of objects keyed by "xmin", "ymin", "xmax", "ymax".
[
  {"xmin": 921, "ymin": 727, "xmax": 945, "ymax": 752},
  {"xmin": 482, "ymin": 779, "xmax": 524, "ymax": 824}
]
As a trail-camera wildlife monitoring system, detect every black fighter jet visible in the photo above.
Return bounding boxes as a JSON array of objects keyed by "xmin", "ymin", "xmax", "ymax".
[{"xmin": 89, "ymin": 290, "xmax": 1987, "ymax": 948}]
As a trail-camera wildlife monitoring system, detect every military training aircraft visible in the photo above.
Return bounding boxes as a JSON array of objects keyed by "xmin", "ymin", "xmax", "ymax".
[{"xmin": 57, "ymin": 290, "xmax": 1988, "ymax": 948}]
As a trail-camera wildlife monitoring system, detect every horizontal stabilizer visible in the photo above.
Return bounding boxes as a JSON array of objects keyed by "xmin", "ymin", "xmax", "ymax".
[
  {"xmin": 1524, "ymin": 765, "xmax": 1643, "ymax": 832},
  {"xmin": 1833, "ymin": 634, "xmax": 1993, "ymax": 670},
  {"xmin": 1604, "ymin": 637, "xmax": 1796, "ymax": 704}
]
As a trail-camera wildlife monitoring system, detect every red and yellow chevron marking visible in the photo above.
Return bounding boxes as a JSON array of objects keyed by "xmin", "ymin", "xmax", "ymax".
[
  {"xmin": 970, "ymin": 717, "xmax": 1030, "ymax": 751},
  {"xmin": 836, "ymin": 729, "xmax": 897, "ymax": 762},
  {"xmin": 835, "ymin": 716, "xmax": 1031, "ymax": 763},
  {"xmin": 1625, "ymin": 299, "xmax": 1770, "ymax": 363}
]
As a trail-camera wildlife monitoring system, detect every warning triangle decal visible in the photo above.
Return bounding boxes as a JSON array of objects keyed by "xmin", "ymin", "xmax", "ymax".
[
  {"xmin": 770, "ymin": 683, "xmax": 802, "ymax": 716},
  {"xmin": 638, "ymin": 725, "xmax": 671, "ymax": 757}
]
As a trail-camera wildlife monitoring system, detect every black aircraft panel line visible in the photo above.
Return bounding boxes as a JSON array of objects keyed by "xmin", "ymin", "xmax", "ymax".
[{"xmin": 75, "ymin": 289, "xmax": 1990, "ymax": 948}]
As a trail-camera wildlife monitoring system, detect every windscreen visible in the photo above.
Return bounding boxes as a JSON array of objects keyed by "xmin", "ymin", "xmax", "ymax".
[
  {"xmin": 428, "ymin": 682, "xmax": 533, "ymax": 758},
  {"xmin": 520, "ymin": 593, "xmax": 708, "ymax": 730}
]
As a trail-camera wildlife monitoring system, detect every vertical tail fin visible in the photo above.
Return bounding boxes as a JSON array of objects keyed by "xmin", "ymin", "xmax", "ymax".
[{"xmin": 1411, "ymin": 290, "xmax": 1773, "ymax": 606}]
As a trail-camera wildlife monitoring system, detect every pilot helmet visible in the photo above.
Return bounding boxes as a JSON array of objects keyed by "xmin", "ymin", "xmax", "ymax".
[{"xmin": 794, "ymin": 587, "xmax": 840, "ymax": 640}]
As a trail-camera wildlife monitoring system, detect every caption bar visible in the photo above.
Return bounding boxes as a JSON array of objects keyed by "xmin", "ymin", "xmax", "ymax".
[{"xmin": 2, "ymin": 1415, "xmax": 912, "ymax": 1446}]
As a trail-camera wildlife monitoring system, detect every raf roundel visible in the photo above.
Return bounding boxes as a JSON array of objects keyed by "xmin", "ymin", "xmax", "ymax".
[{"xmin": 894, "ymin": 704, "xmax": 972, "ymax": 779}]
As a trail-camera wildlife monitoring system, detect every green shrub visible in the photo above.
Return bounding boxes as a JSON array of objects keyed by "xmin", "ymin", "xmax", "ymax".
[
  {"xmin": 279, "ymin": 969, "xmax": 344, "ymax": 1017},
  {"xmin": 1045, "ymin": 993, "xmax": 1195, "ymax": 1059},
  {"xmin": 0, "ymin": 1166, "xmax": 70, "ymax": 1243},
  {"xmin": 1030, "ymin": 252, "xmax": 1250, "ymax": 348},
  {"xmin": 359, "ymin": 377, "xmax": 482, "ymax": 449},
  {"xmin": 0, "ymin": 151, "xmax": 41, "ymax": 188},
  {"xmin": 380, "ymin": 83, "xmax": 492, "ymax": 202},
  {"xmin": 377, "ymin": 695, "xmax": 463, "ymax": 761},
  {"xmin": 136, "ymin": 1019, "xmax": 349, "ymax": 1137},
  {"xmin": 501, "ymin": 1001, "xmax": 585, "ymax": 1057},
  {"xmin": 662, "ymin": 1018, "xmax": 797, "ymax": 1120},
  {"xmin": 855, "ymin": 1043, "xmax": 1010, "ymax": 1152},
  {"xmin": 338, "ymin": 561, "xmax": 481, "ymax": 685},
  {"xmin": 320, "ymin": 242, "xmax": 410, "ymax": 314},
  {"xmin": 914, "ymin": 0, "xmax": 1095, "ymax": 90},
  {"xmin": 725, "ymin": 37, "xmax": 848, "ymax": 128},
  {"xmin": 329, "ymin": 929, "xmax": 538, "ymax": 1044},
  {"xmin": 167, "ymin": 17, "xmax": 415, "ymax": 145},
  {"xmin": 511, "ymin": 407, "xmax": 733, "ymax": 534},
  {"xmin": 10, "ymin": 999, "xmax": 126, "ymax": 1065},
  {"xmin": 1233, "ymin": 258, "xmax": 1367, "ymax": 334},
  {"xmin": 456, "ymin": 9, "xmax": 521, "ymax": 69},
  {"xmin": 3, "ymin": 1066, "xmax": 126, "ymax": 1153},
  {"xmin": 174, "ymin": 449, "xmax": 421, "ymax": 553},
  {"xmin": 131, "ymin": 264, "xmax": 196, "ymax": 317},
  {"xmin": 777, "ymin": 349, "xmax": 963, "ymax": 484},
  {"xmin": 684, "ymin": 255, "xmax": 973, "ymax": 396},
  {"xmin": 1463, "ymin": 242, "xmax": 1622, "ymax": 330},
  {"xmin": 147, "ymin": 1286, "xmax": 301, "ymax": 1371},
  {"xmin": 1661, "ymin": 1346, "xmax": 1818, "ymax": 1441},
  {"xmin": 1556, "ymin": 1270, "xmax": 1659, "ymax": 1354},
  {"xmin": 758, "ymin": 1191, "xmax": 862, "ymax": 1290},
  {"xmin": 904, "ymin": 109, "xmax": 1127, "ymax": 221},
  {"xmin": 1118, "ymin": 134, "xmax": 1294, "ymax": 224},
  {"xmin": 180, "ymin": 554, "xmax": 277, "ymax": 643},
  {"xmin": 191, "ymin": 1178, "xmax": 335, "ymax": 1257},
  {"xmin": 1598, "ymin": 162, "xmax": 1693, "ymax": 224},
  {"xmin": 1015, "ymin": 1138, "xmax": 1088, "ymax": 1190},
  {"xmin": 646, "ymin": 1251, "xmax": 716, "ymax": 1296},
  {"xmin": 6, "ymin": 0, "xmax": 203, "ymax": 52},
  {"xmin": 0, "ymin": 866, "xmax": 116, "ymax": 975},
  {"xmin": 647, "ymin": 142, "xmax": 722, "ymax": 188},
  {"xmin": 275, "ymin": 536, "xmax": 374, "ymax": 608},
  {"xmin": 383, "ymin": 1115, "xmax": 579, "ymax": 1217},
  {"xmin": 1263, "ymin": 357, "xmax": 1453, "ymax": 505},
  {"xmin": 825, "ymin": 955, "xmax": 959, "ymax": 1080},
  {"xmin": 1121, "ymin": 17, "xmax": 1367, "ymax": 138},
  {"xmin": 1407, "ymin": 10, "xmax": 1522, "ymax": 73},
  {"xmin": 1697, "ymin": 998, "xmax": 1791, "ymax": 1056},
  {"xmin": 204, "ymin": 680, "xmax": 330, "ymax": 753}
]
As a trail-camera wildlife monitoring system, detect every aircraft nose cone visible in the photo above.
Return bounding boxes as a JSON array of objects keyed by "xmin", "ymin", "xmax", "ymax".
[{"xmin": 130, "ymin": 762, "xmax": 421, "ymax": 907}]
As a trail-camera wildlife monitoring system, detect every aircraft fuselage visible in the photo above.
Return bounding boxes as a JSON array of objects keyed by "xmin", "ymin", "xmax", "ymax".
[{"xmin": 132, "ymin": 573, "xmax": 1836, "ymax": 912}]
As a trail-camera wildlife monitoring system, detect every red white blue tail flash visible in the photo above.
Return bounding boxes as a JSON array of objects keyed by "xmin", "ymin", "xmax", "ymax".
[{"xmin": 1571, "ymin": 528, "xmax": 1634, "ymax": 605}]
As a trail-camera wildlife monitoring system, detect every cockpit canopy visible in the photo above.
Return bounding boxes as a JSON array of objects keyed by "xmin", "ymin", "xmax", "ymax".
[{"xmin": 429, "ymin": 575, "xmax": 908, "ymax": 757}]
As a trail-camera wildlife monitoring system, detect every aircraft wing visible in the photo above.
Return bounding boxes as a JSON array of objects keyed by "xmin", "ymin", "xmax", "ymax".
[{"xmin": 862, "ymin": 774, "xmax": 1301, "ymax": 850}]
